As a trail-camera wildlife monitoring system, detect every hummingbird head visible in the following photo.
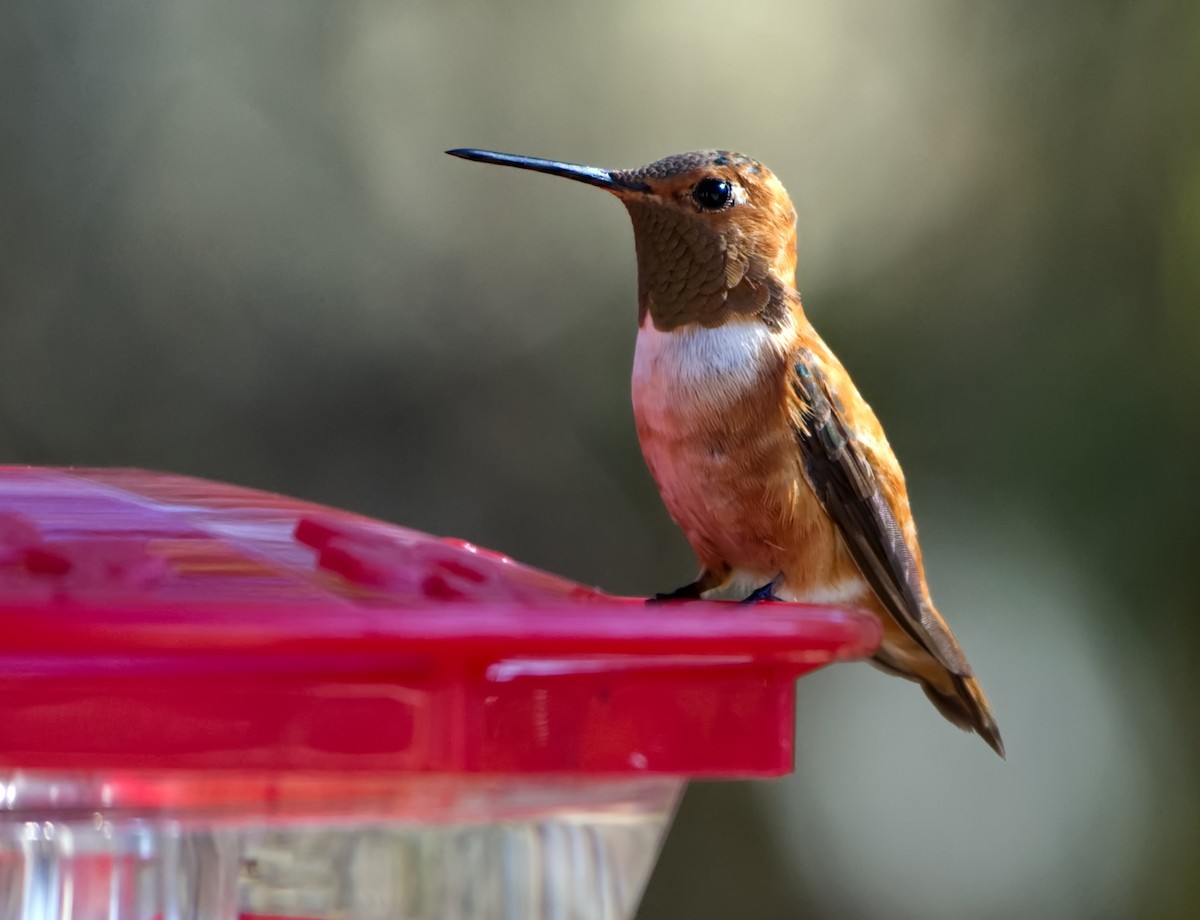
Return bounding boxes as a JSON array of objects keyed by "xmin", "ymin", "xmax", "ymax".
[{"xmin": 448, "ymin": 149, "xmax": 800, "ymax": 331}]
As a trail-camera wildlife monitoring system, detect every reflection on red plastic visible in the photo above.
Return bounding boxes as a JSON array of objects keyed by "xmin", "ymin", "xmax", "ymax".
[{"xmin": 0, "ymin": 467, "xmax": 881, "ymax": 792}]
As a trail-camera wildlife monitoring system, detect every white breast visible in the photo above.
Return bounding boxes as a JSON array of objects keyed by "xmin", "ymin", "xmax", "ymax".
[{"xmin": 631, "ymin": 318, "xmax": 779, "ymax": 417}]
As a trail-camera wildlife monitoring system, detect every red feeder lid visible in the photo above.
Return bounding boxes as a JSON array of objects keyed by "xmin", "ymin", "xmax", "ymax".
[{"xmin": 0, "ymin": 467, "xmax": 879, "ymax": 792}]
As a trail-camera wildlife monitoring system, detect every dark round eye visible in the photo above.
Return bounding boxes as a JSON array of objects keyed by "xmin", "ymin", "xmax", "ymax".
[{"xmin": 692, "ymin": 177, "xmax": 733, "ymax": 211}]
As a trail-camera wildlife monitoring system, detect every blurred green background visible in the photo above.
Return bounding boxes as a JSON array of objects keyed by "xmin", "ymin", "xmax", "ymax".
[{"xmin": 2, "ymin": 1, "xmax": 1199, "ymax": 917}]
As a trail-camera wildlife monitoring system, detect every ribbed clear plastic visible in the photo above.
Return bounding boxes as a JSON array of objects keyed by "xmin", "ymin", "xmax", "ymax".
[{"xmin": 0, "ymin": 776, "xmax": 681, "ymax": 920}]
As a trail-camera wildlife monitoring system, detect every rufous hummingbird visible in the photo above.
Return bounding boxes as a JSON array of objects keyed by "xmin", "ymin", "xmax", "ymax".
[{"xmin": 448, "ymin": 147, "xmax": 1004, "ymax": 757}]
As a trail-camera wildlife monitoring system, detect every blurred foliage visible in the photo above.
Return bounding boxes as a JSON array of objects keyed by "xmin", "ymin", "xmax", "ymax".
[{"xmin": 2, "ymin": 0, "xmax": 1199, "ymax": 917}]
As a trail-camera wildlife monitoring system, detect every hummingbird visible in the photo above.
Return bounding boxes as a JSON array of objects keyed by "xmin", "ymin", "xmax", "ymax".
[{"xmin": 448, "ymin": 147, "xmax": 1004, "ymax": 757}]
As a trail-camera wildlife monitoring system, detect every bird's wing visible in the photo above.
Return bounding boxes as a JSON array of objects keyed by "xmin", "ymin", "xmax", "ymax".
[{"xmin": 791, "ymin": 351, "xmax": 970, "ymax": 675}]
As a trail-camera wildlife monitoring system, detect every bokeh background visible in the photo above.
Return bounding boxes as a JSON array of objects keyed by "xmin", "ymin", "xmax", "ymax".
[{"xmin": 3, "ymin": 1, "xmax": 1199, "ymax": 917}]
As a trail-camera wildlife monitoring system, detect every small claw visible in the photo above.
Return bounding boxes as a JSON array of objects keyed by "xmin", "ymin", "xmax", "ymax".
[{"xmin": 741, "ymin": 576, "xmax": 784, "ymax": 604}]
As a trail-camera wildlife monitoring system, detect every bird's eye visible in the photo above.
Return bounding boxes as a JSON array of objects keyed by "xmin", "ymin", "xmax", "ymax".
[{"xmin": 692, "ymin": 177, "xmax": 733, "ymax": 211}]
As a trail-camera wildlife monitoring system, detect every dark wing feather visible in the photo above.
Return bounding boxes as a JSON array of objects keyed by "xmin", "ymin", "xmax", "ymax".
[{"xmin": 792, "ymin": 353, "xmax": 969, "ymax": 675}]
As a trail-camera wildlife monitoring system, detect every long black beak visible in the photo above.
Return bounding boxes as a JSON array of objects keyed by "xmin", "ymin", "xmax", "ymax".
[{"xmin": 446, "ymin": 149, "xmax": 650, "ymax": 194}]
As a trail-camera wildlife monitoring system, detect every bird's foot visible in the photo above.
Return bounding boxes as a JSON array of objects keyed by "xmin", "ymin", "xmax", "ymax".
[
  {"xmin": 645, "ymin": 567, "xmax": 731, "ymax": 605},
  {"xmin": 741, "ymin": 575, "xmax": 784, "ymax": 604},
  {"xmin": 646, "ymin": 582, "xmax": 704, "ymax": 605}
]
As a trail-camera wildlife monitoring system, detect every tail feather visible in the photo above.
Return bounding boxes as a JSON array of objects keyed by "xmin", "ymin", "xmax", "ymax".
[
  {"xmin": 921, "ymin": 672, "xmax": 1005, "ymax": 759},
  {"xmin": 869, "ymin": 598, "xmax": 1005, "ymax": 758}
]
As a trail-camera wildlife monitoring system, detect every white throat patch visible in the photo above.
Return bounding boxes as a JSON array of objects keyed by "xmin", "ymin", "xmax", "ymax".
[{"xmin": 631, "ymin": 319, "xmax": 779, "ymax": 410}]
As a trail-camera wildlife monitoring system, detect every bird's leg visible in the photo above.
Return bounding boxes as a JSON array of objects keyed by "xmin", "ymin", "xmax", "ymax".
[
  {"xmin": 741, "ymin": 573, "xmax": 784, "ymax": 604},
  {"xmin": 647, "ymin": 566, "xmax": 729, "ymax": 604}
]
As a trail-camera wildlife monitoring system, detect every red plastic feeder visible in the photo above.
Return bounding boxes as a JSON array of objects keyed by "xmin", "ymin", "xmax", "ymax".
[{"xmin": 0, "ymin": 467, "xmax": 879, "ymax": 919}]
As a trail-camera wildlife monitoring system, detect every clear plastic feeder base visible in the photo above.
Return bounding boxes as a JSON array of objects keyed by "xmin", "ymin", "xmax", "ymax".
[{"xmin": 0, "ymin": 776, "xmax": 680, "ymax": 920}]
